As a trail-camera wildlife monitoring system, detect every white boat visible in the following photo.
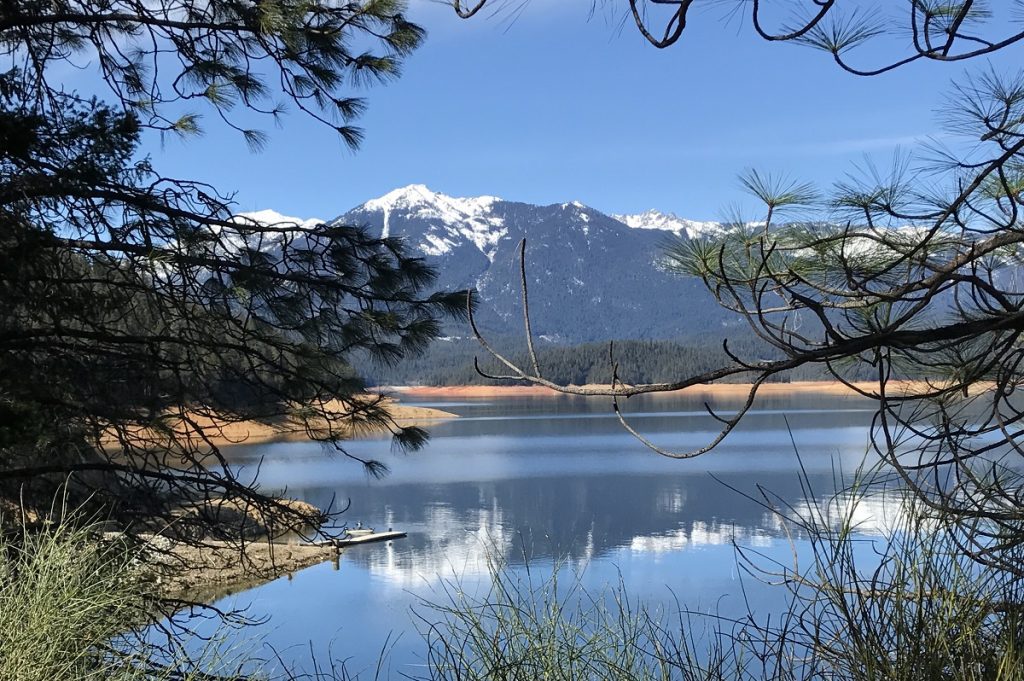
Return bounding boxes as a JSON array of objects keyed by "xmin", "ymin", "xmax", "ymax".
[{"xmin": 345, "ymin": 524, "xmax": 375, "ymax": 538}]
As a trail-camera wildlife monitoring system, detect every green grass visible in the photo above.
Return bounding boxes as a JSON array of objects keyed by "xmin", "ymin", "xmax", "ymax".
[
  {"xmin": 0, "ymin": 520, "xmax": 145, "ymax": 680},
  {"xmin": 416, "ymin": 475, "xmax": 1024, "ymax": 681},
  {"xmin": 5, "ymin": 471, "xmax": 1024, "ymax": 680},
  {"xmin": 0, "ymin": 516, "xmax": 262, "ymax": 681},
  {"xmin": 419, "ymin": 559, "xmax": 694, "ymax": 681}
]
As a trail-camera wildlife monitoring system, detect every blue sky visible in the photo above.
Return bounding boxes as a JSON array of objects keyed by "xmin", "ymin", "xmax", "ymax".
[{"xmin": 138, "ymin": 1, "xmax": 1007, "ymax": 222}]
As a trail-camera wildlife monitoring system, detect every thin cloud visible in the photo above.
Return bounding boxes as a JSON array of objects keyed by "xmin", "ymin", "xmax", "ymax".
[{"xmin": 638, "ymin": 132, "xmax": 949, "ymax": 161}]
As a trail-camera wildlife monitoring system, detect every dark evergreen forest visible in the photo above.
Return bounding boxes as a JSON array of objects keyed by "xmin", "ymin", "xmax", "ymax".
[{"xmin": 366, "ymin": 334, "xmax": 879, "ymax": 386}]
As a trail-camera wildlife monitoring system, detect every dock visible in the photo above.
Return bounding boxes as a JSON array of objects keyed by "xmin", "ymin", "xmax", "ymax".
[{"xmin": 305, "ymin": 531, "xmax": 407, "ymax": 550}]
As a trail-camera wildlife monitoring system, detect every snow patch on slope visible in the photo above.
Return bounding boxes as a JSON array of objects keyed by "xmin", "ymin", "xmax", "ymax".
[
  {"xmin": 359, "ymin": 184, "xmax": 507, "ymax": 260},
  {"xmin": 234, "ymin": 209, "xmax": 322, "ymax": 231},
  {"xmin": 613, "ymin": 210, "xmax": 723, "ymax": 240},
  {"xmin": 215, "ymin": 210, "xmax": 323, "ymax": 253}
]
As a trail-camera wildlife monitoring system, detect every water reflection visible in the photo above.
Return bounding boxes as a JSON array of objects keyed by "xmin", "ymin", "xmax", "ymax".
[
  {"xmin": 211, "ymin": 392, "xmax": 901, "ymax": 674},
  {"xmin": 287, "ymin": 470, "xmax": 847, "ymax": 581},
  {"xmin": 775, "ymin": 488, "xmax": 921, "ymax": 537}
]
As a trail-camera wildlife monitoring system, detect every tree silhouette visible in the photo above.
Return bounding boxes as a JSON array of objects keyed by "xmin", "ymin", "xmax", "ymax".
[
  {"xmin": 0, "ymin": 0, "xmax": 468, "ymax": 544},
  {"xmin": 459, "ymin": 1, "xmax": 1024, "ymax": 574}
]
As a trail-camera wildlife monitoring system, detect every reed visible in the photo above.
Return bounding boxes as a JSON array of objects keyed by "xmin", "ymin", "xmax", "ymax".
[
  {"xmin": 0, "ymin": 514, "xmax": 264, "ymax": 681},
  {"xmin": 418, "ymin": 468, "xmax": 1024, "ymax": 681}
]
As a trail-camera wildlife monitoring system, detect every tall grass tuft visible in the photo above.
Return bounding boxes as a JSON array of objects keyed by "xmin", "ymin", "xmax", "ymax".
[
  {"xmin": 418, "ymin": 469, "xmax": 1024, "ymax": 681},
  {"xmin": 0, "ymin": 515, "xmax": 266, "ymax": 681},
  {"xmin": 420, "ymin": 558, "xmax": 675, "ymax": 681},
  {"xmin": 753, "ymin": 479, "xmax": 1024, "ymax": 681},
  {"xmin": 0, "ymin": 518, "xmax": 151, "ymax": 680}
]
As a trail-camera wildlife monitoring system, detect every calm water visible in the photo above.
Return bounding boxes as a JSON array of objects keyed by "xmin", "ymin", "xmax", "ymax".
[{"xmin": 204, "ymin": 392, "xmax": 890, "ymax": 677}]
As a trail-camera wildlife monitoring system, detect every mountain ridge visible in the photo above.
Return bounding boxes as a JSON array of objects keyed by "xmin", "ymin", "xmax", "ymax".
[{"xmin": 237, "ymin": 185, "xmax": 742, "ymax": 342}]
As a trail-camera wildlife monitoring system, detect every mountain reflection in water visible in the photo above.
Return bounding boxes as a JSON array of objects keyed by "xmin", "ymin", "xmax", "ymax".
[{"xmin": 211, "ymin": 392, "xmax": 899, "ymax": 676}]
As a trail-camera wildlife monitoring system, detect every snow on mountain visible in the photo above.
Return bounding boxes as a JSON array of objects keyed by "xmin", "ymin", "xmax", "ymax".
[
  {"xmin": 232, "ymin": 209, "xmax": 322, "ymax": 231},
  {"xmin": 211, "ymin": 210, "xmax": 325, "ymax": 254},
  {"xmin": 349, "ymin": 187, "xmax": 730, "ymax": 266},
  {"xmin": 357, "ymin": 184, "xmax": 506, "ymax": 260},
  {"xmin": 333, "ymin": 185, "xmax": 742, "ymax": 342},
  {"xmin": 612, "ymin": 210, "xmax": 723, "ymax": 240},
  {"xmin": 225, "ymin": 189, "xmax": 980, "ymax": 344},
  {"xmin": 363, "ymin": 184, "xmax": 501, "ymax": 218}
]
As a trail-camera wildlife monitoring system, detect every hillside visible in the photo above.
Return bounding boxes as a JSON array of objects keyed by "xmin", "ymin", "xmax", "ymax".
[{"xmin": 245, "ymin": 185, "xmax": 748, "ymax": 343}]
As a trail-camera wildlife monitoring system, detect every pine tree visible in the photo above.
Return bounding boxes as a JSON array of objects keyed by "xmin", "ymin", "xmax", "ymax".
[
  {"xmin": 0, "ymin": 1, "xmax": 467, "ymax": 540},
  {"xmin": 460, "ymin": 1, "xmax": 1024, "ymax": 574}
]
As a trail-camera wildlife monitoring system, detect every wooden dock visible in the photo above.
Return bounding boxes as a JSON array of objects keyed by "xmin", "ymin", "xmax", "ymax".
[{"xmin": 305, "ymin": 531, "xmax": 407, "ymax": 550}]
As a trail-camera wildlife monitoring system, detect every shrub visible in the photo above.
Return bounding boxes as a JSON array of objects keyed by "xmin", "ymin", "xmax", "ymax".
[
  {"xmin": 0, "ymin": 517, "xmax": 256, "ymax": 681},
  {"xmin": 418, "ymin": 471, "xmax": 1024, "ymax": 681}
]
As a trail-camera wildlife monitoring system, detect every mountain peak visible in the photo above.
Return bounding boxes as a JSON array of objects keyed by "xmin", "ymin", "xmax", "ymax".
[
  {"xmin": 613, "ymin": 209, "xmax": 683, "ymax": 229},
  {"xmin": 363, "ymin": 184, "xmax": 438, "ymax": 211},
  {"xmin": 232, "ymin": 209, "xmax": 321, "ymax": 229},
  {"xmin": 613, "ymin": 209, "xmax": 722, "ymax": 239},
  {"xmin": 361, "ymin": 184, "xmax": 503, "ymax": 214},
  {"xmin": 639, "ymin": 208, "xmax": 681, "ymax": 220},
  {"xmin": 350, "ymin": 185, "xmax": 508, "ymax": 258},
  {"xmin": 319, "ymin": 188, "xmax": 740, "ymax": 341}
]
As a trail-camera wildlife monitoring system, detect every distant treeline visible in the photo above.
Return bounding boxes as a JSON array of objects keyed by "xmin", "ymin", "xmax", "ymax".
[{"xmin": 364, "ymin": 335, "xmax": 880, "ymax": 386}]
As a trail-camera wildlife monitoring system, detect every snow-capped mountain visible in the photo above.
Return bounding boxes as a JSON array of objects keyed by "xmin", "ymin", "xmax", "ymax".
[
  {"xmin": 233, "ymin": 209, "xmax": 324, "ymax": 230},
  {"xmin": 209, "ymin": 210, "xmax": 327, "ymax": 254},
  {"xmin": 362, "ymin": 184, "xmax": 506, "ymax": 259},
  {"xmin": 238, "ymin": 186, "xmax": 991, "ymax": 347},
  {"xmin": 612, "ymin": 209, "xmax": 724, "ymax": 240},
  {"xmin": 330, "ymin": 185, "xmax": 740, "ymax": 342}
]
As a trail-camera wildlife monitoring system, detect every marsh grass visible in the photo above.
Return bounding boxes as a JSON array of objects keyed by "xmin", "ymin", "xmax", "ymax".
[
  {"xmin": 0, "ymin": 518, "xmax": 146, "ymax": 680},
  {"xmin": 0, "ymin": 511, "xmax": 266, "ymax": 681},
  {"xmin": 417, "ymin": 467, "xmax": 1024, "ymax": 681},
  {"xmin": 7, "ymin": 470, "xmax": 1024, "ymax": 680},
  {"xmin": 746, "ymin": 485, "xmax": 1024, "ymax": 680},
  {"xmin": 418, "ymin": 558, "xmax": 686, "ymax": 681}
]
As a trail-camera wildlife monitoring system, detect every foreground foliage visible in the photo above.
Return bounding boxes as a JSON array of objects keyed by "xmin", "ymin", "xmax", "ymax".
[
  {"xmin": 0, "ymin": 515, "xmax": 366, "ymax": 680},
  {"xmin": 0, "ymin": 0, "xmax": 467, "ymax": 542},
  {"xmin": 6, "ymin": 470, "xmax": 1024, "ymax": 681},
  {"xmin": 420, "ymin": 469, "xmax": 1024, "ymax": 681},
  {"xmin": 0, "ymin": 519, "xmax": 243, "ymax": 681}
]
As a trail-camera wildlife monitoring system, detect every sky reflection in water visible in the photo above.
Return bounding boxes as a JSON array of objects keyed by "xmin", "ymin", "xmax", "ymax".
[{"xmin": 209, "ymin": 392, "xmax": 898, "ymax": 677}]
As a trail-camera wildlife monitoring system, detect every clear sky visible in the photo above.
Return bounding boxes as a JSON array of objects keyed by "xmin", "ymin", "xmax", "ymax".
[{"xmin": 136, "ymin": 1, "xmax": 1016, "ymax": 222}]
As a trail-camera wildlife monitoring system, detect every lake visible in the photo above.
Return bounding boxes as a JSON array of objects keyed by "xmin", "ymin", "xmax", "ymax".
[{"xmin": 205, "ymin": 390, "xmax": 890, "ymax": 678}]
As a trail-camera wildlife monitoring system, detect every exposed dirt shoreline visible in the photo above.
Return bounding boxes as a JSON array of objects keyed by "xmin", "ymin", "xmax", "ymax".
[
  {"xmin": 201, "ymin": 401, "xmax": 459, "ymax": 449},
  {"xmin": 103, "ymin": 399, "xmax": 458, "ymax": 450},
  {"xmin": 387, "ymin": 380, "xmax": 943, "ymax": 399},
  {"xmin": 152, "ymin": 380, "xmax": 974, "ymax": 599},
  {"xmin": 93, "ymin": 398, "xmax": 460, "ymax": 598},
  {"xmin": 155, "ymin": 537, "xmax": 339, "ymax": 602}
]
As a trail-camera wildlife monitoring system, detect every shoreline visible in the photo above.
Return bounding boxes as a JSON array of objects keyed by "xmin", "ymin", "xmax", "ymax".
[
  {"xmin": 145, "ymin": 378, "xmax": 953, "ymax": 598},
  {"xmin": 207, "ymin": 401, "xmax": 460, "ymax": 448},
  {"xmin": 386, "ymin": 380, "xmax": 927, "ymax": 399},
  {"xmin": 103, "ymin": 399, "xmax": 458, "ymax": 450},
  {"xmin": 98, "ymin": 400, "xmax": 458, "ymax": 597},
  {"xmin": 154, "ymin": 538, "xmax": 338, "ymax": 601}
]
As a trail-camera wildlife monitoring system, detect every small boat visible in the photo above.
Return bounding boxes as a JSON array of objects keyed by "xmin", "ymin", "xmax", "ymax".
[{"xmin": 344, "ymin": 523, "xmax": 375, "ymax": 538}]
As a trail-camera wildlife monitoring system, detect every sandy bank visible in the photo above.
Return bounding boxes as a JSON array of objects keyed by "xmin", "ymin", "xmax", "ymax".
[
  {"xmin": 390, "ymin": 380, "xmax": 970, "ymax": 399},
  {"xmin": 193, "ymin": 400, "xmax": 458, "ymax": 448},
  {"xmin": 103, "ymin": 399, "xmax": 457, "ymax": 450},
  {"xmin": 115, "ymin": 498, "xmax": 350, "ymax": 600},
  {"xmin": 91, "ymin": 399, "xmax": 455, "ymax": 598},
  {"xmin": 153, "ymin": 537, "xmax": 338, "ymax": 601}
]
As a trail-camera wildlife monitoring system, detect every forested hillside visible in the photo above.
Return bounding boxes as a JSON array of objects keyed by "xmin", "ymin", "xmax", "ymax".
[
  {"xmin": 366, "ymin": 336, "xmax": 878, "ymax": 386},
  {"xmin": 330, "ymin": 185, "xmax": 743, "ymax": 342}
]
